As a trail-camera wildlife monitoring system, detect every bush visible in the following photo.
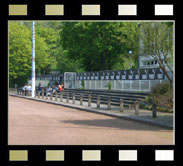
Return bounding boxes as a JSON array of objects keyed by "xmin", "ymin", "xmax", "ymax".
[
  {"xmin": 142, "ymin": 104, "xmax": 173, "ymax": 113},
  {"xmin": 142, "ymin": 82, "xmax": 173, "ymax": 112},
  {"xmin": 151, "ymin": 82, "xmax": 172, "ymax": 95},
  {"xmin": 107, "ymin": 81, "xmax": 112, "ymax": 91},
  {"xmin": 151, "ymin": 82, "xmax": 173, "ymax": 108}
]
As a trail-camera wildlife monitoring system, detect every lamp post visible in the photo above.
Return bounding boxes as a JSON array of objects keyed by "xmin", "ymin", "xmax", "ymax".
[
  {"xmin": 128, "ymin": 50, "xmax": 133, "ymax": 69},
  {"xmin": 32, "ymin": 21, "xmax": 35, "ymax": 97}
]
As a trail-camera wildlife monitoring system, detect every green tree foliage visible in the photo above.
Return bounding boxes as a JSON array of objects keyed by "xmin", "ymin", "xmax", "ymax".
[
  {"xmin": 9, "ymin": 22, "xmax": 52, "ymax": 87},
  {"xmin": 60, "ymin": 22, "xmax": 139, "ymax": 72},
  {"xmin": 9, "ymin": 22, "xmax": 32, "ymax": 87},
  {"xmin": 36, "ymin": 25, "xmax": 59, "ymax": 73},
  {"xmin": 9, "ymin": 21, "xmax": 173, "ymax": 89},
  {"xmin": 140, "ymin": 22, "xmax": 173, "ymax": 84}
]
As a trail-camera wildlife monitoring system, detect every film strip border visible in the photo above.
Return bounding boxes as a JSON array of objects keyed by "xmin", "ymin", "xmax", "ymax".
[
  {"xmin": 6, "ymin": 0, "xmax": 176, "ymax": 19},
  {"xmin": 2, "ymin": 1, "xmax": 179, "ymax": 166},
  {"xmin": 7, "ymin": 149, "xmax": 175, "ymax": 162}
]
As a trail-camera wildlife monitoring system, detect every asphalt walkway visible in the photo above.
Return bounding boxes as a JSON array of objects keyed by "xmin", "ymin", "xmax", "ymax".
[
  {"xmin": 9, "ymin": 92, "xmax": 173, "ymax": 129},
  {"xmin": 9, "ymin": 96, "xmax": 173, "ymax": 145}
]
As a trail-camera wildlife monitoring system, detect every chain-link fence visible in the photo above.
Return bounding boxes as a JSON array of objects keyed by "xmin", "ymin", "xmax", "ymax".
[{"xmin": 75, "ymin": 79, "xmax": 166, "ymax": 92}]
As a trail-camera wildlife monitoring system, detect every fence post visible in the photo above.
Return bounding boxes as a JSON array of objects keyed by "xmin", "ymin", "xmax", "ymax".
[
  {"xmin": 139, "ymin": 80, "xmax": 141, "ymax": 91},
  {"xmin": 72, "ymin": 93, "xmax": 75, "ymax": 104},
  {"xmin": 107, "ymin": 97, "xmax": 111, "ymax": 110},
  {"xmin": 50, "ymin": 92, "xmax": 52, "ymax": 100},
  {"xmin": 80, "ymin": 94, "xmax": 83, "ymax": 105},
  {"xmin": 42, "ymin": 89, "xmax": 44, "ymax": 99},
  {"xmin": 46, "ymin": 89, "xmax": 48, "ymax": 99},
  {"xmin": 88, "ymin": 94, "xmax": 91, "ymax": 107},
  {"xmin": 120, "ymin": 99, "xmax": 124, "ymax": 112},
  {"xmin": 67, "ymin": 92, "xmax": 69, "ymax": 103},
  {"xmin": 60, "ymin": 92, "xmax": 62, "ymax": 102},
  {"xmin": 135, "ymin": 101, "xmax": 139, "ymax": 115},
  {"xmin": 129, "ymin": 99, "xmax": 132, "ymax": 109},
  {"xmin": 97, "ymin": 96, "xmax": 100, "ymax": 108},
  {"xmin": 28, "ymin": 90, "xmax": 30, "ymax": 96},
  {"xmin": 55, "ymin": 92, "xmax": 57, "ymax": 101},
  {"xmin": 152, "ymin": 103, "xmax": 157, "ymax": 118}
]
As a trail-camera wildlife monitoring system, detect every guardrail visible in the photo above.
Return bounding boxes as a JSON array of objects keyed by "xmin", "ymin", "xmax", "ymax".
[{"xmin": 14, "ymin": 88, "xmax": 157, "ymax": 117}]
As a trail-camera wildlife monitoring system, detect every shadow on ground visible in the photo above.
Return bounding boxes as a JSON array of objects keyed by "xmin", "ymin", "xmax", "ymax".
[{"xmin": 61, "ymin": 118, "xmax": 172, "ymax": 131}]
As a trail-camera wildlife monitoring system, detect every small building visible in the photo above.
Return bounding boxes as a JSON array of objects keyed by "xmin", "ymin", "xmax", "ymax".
[{"xmin": 138, "ymin": 55, "xmax": 173, "ymax": 81}]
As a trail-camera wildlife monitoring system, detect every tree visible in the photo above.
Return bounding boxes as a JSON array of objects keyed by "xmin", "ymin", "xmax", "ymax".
[
  {"xmin": 9, "ymin": 22, "xmax": 32, "ymax": 87},
  {"xmin": 9, "ymin": 22, "xmax": 53, "ymax": 87},
  {"xmin": 35, "ymin": 34, "xmax": 51, "ymax": 75},
  {"xmin": 140, "ymin": 22, "xmax": 173, "ymax": 84},
  {"xmin": 60, "ymin": 22, "xmax": 140, "ymax": 72}
]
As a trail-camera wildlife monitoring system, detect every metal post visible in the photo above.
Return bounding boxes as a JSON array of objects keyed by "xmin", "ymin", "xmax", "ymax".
[
  {"xmin": 60, "ymin": 92, "xmax": 62, "ymax": 102},
  {"xmin": 107, "ymin": 97, "xmax": 111, "ymax": 110},
  {"xmin": 130, "ymin": 81, "xmax": 132, "ymax": 92},
  {"xmin": 55, "ymin": 92, "xmax": 57, "ymax": 101},
  {"xmin": 135, "ymin": 101, "xmax": 139, "ymax": 115},
  {"xmin": 42, "ymin": 89, "xmax": 44, "ymax": 99},
  {"xmin": 46, "ymin": 89, "xmax": 48, "ymax": 99},
  {"xmin": 50, "ymin": 92, "xmax": 52, "ymax": 100},
  {"xmin": 149, "ymin": 80, "xmax": 151, "ymax": 92},
  {"xmin": 88, "ymin": 94, "xmax": 91, "ymax": 107},
  {"xmin": 31, "ymin": 21, "xmax": 36, "ymax": 97},
  {"xmin": 72, "ymin": 93, "xmax": 75, "ymax": 104},
  {"xmin": 120, "ymin": 99, "xmax": 124, "ymax": 112},
  {"xmin": 67, "ymin": 92, "xmax": 69, "ymax": 103},
  {"xmin": 114, "ymin": 80, "xmax": 116, "ymax": 90},
  {"xmin": 139, "ymin": 80, "xmax": 141, "ymax": 91},
  {"xmin": 97, "ymin": 96, "xmax": 100, "ymax": 108},
  {"xmin": 152, "ymin": 103, "xmax": 157, "ymax": 118},
  {"xmin": 80, "ymin": 94, "xmax": 83, "ymax": 105},
  {"xmin": 122, "ymin": 81, "xmax": 124, "ymax": 91}
]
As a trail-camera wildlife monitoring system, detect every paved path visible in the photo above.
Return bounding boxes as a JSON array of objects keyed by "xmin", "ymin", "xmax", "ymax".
[
  {"xmin": 9, "ymin": 96, "xmax": 173, "ymax": 145},
  {"xmin": 9, "ymin": 92, "xmax": 173, "ymax": 128}
]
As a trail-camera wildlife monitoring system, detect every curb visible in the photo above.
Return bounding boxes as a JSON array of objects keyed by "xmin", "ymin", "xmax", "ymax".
[{"xmin": 9, "ymin": 94, "xmax": 173, "ymax": 130}]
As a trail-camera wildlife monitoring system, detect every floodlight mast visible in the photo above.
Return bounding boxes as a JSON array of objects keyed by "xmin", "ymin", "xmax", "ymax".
[{"xmin": 32, "ymin": 21, "xmax": 35, "ymax": 97}]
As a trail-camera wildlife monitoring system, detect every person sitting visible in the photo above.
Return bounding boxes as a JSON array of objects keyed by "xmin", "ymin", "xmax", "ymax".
[
  {"xmin": 58, "ymin": 85, "xmax": 62, "ymax": 92},
  {"xmin": 55, "ymin": 86, "xmax": 59, "ymax": 93}
]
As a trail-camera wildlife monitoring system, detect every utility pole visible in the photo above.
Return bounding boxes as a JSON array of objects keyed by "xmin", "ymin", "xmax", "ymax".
[{"xmin": 32, "ymin": 21, "xmax": 35, "ymax": 97}]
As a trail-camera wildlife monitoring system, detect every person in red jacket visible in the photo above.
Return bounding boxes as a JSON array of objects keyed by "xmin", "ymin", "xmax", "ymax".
[{"xmin": 58, "ymin": 84, "xmax": 62, "ymax": 92}]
